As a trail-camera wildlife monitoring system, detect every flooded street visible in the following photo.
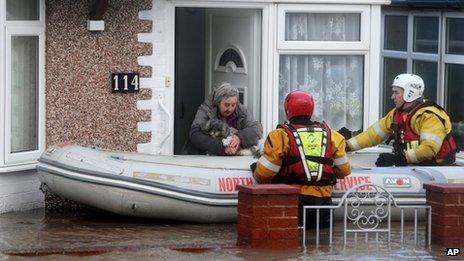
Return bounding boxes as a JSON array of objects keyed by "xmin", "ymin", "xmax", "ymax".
[{"xmin": 0, "ymin": 208, "xmax": 452, "ymax": 260}]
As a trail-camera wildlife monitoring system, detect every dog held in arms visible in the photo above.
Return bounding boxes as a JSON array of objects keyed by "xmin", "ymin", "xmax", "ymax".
[{"xmin": 200, "ymin": 118, "xmax": 261, "ymax": 157}]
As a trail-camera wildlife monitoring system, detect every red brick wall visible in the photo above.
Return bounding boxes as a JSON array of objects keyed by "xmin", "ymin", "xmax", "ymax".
[
  {"xmin": 236, "ymin": 184, "xmax": 299, "ymax": 249},
  {"xmin": 424, "ymin": 183, "xmax": 464, "ymax": 246}
]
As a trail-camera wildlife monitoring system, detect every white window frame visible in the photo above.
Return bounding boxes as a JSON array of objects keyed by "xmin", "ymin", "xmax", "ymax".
[
  {"xmin": 277, "ymin": 4, "xmax": 371, "ymax": 51},
  {"xmin": 381, "ymin": 9, "xmax": 464, "ymax": 161},
  {"xmin": 275, "ymin": 4, "xmax": 378, "ymax": 130},
  {"xmin": 441, "ymin": 13, "xmax": 464, "ymax": 162},
  {"xmin": 154, "ymin": 0, "xmax": 383, "ymax": 153},
  {"xmin": 381, "ymin": 11, "xmax": 442, "ymax": 109},
  {"xmin": 1, "ymin": 0, "xmax": 45, "ymax": 168},
  {"xmin": 441, "ymin": 13, "xmax": 464, "ymax": 96}
]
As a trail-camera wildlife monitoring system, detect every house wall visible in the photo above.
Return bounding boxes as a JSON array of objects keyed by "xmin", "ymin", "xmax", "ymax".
[
  {"xmin": 0, "ymin": 170, "xmax": 44, "ymax": 213},
  {"xmin": 0, "ymin": 0, "xmax": 154, "ymax": 214},
  {"xmin": 45, "ymin": 0, "xmax": 152, "ymax": 152}
]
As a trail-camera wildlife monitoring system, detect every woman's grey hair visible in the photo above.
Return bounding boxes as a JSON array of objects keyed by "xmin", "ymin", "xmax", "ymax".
[{"xmin": 212, "ymin": 82, "xmax": 239, "ymax": 105}]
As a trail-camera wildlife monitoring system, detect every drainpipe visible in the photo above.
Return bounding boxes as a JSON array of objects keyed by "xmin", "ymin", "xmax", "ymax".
[{"xmin": 87, "ymin": 0, "xmax": 109, "ymax": 31}]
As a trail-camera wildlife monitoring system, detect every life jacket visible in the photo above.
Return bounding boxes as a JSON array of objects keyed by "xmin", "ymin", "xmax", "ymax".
[
  {"xmin": 392, "ymin": 101, "xmax": 458, "ymax": 165},
  {"xmin": 272, "ymin": 121, "xmax": 337, "ymax": 186}
]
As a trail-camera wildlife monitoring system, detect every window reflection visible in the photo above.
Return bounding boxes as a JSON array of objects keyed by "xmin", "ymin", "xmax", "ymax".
[
  {"xmin": 6, "ymin": 0, "xmax": 39, "ymax": 21},
  {"xmin": 11, "ymin": 36, "xmax": 39, "ymax": 153}
]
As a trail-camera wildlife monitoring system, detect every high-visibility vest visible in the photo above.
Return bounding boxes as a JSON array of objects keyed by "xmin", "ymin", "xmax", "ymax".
[
  {"xmin": 392, "ymin": 101, "xmax": 457, "ymax": 165},
  {"xmin": 272, "ymin": 121, "xmax": 337, "ymax": 186}
]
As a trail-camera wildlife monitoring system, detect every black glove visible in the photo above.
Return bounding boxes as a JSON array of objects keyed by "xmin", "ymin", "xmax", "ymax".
[
  {"xmin": 338, "ymin": 127, "xmax": 352, "ymax": 140},
  {"xmin": 375, "ymin": 153, "xmax": 407, "ymax": 167},
  {"xmin": 250, "ymin": 162, "xmax": 257, "ymax": 172}
]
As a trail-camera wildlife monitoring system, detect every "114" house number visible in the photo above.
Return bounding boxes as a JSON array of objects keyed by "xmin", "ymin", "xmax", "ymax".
[{"xmin": 111, "ymin": 73, "xmax": 140, "ymax": 93}]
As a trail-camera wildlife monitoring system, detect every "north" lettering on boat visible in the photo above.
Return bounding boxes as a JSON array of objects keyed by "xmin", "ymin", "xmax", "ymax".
[{"xmin": 218, "ymin": 177, "xmax": 254, "ymax": 192}]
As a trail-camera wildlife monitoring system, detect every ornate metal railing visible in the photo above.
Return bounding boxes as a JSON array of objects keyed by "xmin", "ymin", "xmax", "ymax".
[{"xmin": 301, "ymin": 183, "xmax": 431, "ymax": 247}]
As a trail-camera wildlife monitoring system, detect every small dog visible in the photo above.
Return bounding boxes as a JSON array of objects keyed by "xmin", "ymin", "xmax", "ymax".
[{"xmin": 200, "ymin": 119, "xmax": 261, "ymax": 157}]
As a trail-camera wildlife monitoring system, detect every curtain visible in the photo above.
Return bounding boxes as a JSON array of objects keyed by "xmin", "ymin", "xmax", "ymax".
[
  {"xmin": 285, "ymin": 13, "xmax": 360, "ymax": 41},
  {"xmin": 279, "ymin": 55, "xmax": 363, "ymax": 132},
  {"xmin": 279, "ymin": 13, "xmax": 363, "ymax": 133}
]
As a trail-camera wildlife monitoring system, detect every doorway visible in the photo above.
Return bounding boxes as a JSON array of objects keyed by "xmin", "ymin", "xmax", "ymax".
[{"xmin": 174, "ymin": 7, "xmax": 262, "ymax": 154}]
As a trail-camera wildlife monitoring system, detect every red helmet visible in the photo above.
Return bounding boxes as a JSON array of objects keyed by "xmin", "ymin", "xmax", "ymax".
[{"xmin": 284, "ymin": 91, "xmax": 314, "ymax": 119}]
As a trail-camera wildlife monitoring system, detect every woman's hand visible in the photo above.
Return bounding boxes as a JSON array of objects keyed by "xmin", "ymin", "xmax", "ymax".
[
  {"xmin": 224, "ymin": 135, "xmax": 241, "ymax": 155},
  {"xmin": 224, "ymin": 146, "xmax": 237, "ymax": 155},
  {"xmin": 229, "ymin": 135, "xmax": 241, "ymax": 149}
]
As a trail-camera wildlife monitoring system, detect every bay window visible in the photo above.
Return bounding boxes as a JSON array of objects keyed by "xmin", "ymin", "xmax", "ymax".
[{"xmin": 381, "ymin": 11, "xmax": 464, "ymax": 151}]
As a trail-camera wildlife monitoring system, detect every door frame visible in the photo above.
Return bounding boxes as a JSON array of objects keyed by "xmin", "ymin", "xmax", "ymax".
[
  {"xmin": 204, "ymin": 8, "xmax": 262, "ymax": 121},
  {"xmin": 168, "ymin": 0, "xmax": 275, "ymax": 154}
]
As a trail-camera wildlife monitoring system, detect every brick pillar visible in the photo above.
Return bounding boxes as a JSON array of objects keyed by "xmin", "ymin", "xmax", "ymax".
[
  {"xmin": 424, "ymin": 183, "xmax": 464, "ymax": 246},
  {"xmin": 236, "ymin": 184, "xmax": 299, "ymax": 249}
]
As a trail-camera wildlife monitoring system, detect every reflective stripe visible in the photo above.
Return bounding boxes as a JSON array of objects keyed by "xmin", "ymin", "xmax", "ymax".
[
  {"xmin": 333, "ymin": 155, "xmax": 348, "ymax": 166},
  {"xmin": 420, "ymin": 132, "xmax": 443, "ymax": 147},
  {"xmin": 347, "ymin": 138, "xmax": 361, "ymax": 151},
  {"xmin": 258, "ymin": 156, "xmax": 281, "ymax": 173},
  {"xmin": 405, "ymin": 149, "xmax": 419, "ymax": 163},
  {"xmin": 372, "ymin": 122, "xmax": 388, "ymax": 139}
]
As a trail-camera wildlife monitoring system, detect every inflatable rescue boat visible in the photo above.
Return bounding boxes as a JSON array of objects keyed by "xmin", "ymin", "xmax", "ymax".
[{"xmin": 37, "ymin": 145, "xmax": 464, "ymax": 222}]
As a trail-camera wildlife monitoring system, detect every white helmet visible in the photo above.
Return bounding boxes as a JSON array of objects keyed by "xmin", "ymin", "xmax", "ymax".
[{"xmin": 392, "ymin": 74, "xmax": 425, "ymax": 102}]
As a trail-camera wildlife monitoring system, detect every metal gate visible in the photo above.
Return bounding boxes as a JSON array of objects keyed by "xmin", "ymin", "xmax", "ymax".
[{"xmin": 301, "ymin": 183, "xmax": 431, "ymax": 247}]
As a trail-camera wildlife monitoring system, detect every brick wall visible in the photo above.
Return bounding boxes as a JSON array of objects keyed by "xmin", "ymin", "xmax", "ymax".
[
  {"xmin": 0, "ymin": 170, "xmax": 44, "ymax": 214},
  {"xmin": 424, "ymin": 183, "xmax": 464, "ymax": 246},
  {"xmin": 236, "ymin": 184, "xmax": 299, "ymax": 249}
]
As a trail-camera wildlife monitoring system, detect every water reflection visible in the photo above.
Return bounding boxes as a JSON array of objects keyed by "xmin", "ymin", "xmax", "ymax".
[{"xmin": 0, "ymin": 209, "xmax": 449, "ymax": 259}]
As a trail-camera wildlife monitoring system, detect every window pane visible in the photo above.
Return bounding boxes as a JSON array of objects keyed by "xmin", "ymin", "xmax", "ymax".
[
  {"xmin": 285, "ymin": 13, "xmax": 360, "ymax": 41},
  {"xmin": 446, "ymin": 18, "xmax": 464, "ymax": 55},
  {"xmin": 6, "ymin": 0, "xmax": 39, "ymax": 21},
  {"xmin": 413, "ymin": 60, "xmax": 437, "ymax": 102},
  {"xmin": 279, "ymin": 55, "xmax": 364, "ymax": 133},
  {"xmin": 382, "ymin": 58, "xmax": 406, "ymax": 115},
  {"xmin": 384, "ymin": 15, "xmax": 408, "ymax": 51},
  {"xmin": 413, "ymin": 16, "xmax": 439, "ymax": 53},
  {"xmin": 11, "ymin": 36, "xmax": 39, "ymax": 153},
  {"xmin": 446, "ymin": 63, "xmax": 464, "ymax": 151}
]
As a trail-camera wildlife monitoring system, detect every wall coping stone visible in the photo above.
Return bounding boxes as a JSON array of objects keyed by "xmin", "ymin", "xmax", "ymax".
[
  {"xmin": 424, "ymin": 183, "xmax": 464, "ymax": 193},
  {"xmin": 237, "ymin": 184, "xmax": 299, "ymax": 195}
]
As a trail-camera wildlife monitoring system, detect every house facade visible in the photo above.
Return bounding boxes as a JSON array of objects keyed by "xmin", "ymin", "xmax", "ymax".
[{"xmin": 0, "ymin": 0, "xmax": 462, "ymax": 213}]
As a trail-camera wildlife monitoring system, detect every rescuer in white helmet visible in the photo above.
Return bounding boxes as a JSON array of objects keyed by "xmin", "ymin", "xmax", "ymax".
[{"xmin": 344, "ymin": 73, "xmax": 457, "ymax": 166}]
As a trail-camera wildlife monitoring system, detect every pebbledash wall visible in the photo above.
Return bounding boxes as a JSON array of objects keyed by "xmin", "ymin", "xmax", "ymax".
[
  {"xmin": 1, "ymin": 0, "xmax": 158, "ymax": 213},
  {"xmin": 46, "ymin": 0, "xmax": 152, "ymax": 151}
]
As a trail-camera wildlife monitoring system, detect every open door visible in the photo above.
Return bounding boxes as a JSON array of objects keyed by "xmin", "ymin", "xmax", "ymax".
[
  {"xmin": 174, "ymin": 7, "xmax": 262, "ymax": 154},
  {"xmin": 174, "ymin": 8, "xmax": 206, "ymax": 154}
]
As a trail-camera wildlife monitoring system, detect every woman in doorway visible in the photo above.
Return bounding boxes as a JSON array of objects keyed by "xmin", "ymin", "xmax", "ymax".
[{"xmin": 183, "ymin": 82, "xmax": 262, "ymax": 155}]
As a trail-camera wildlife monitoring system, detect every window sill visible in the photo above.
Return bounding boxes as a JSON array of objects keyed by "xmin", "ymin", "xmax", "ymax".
[{"xmin": 0, "ymin": 162, "xmax": 38, "ymax": 173}]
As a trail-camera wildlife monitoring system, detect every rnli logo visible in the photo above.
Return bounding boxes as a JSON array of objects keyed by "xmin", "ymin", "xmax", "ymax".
[{"xmin": 383, "ymin": 177, "xmax": 411, "ymax": 188}]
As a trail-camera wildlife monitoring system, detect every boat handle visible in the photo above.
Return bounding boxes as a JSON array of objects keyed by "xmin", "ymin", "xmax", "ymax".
[
  {"xmin": 411, "ymin": 168, "xmax": 435, "ymax": 181},
  {"xmin": 157, "ymin": 93, "xmax": 172, "ymax": 154}
]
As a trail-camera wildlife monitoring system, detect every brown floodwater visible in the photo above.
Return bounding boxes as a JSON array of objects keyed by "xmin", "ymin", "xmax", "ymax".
[{"xmin": 0, "ymin": 208, "xmax": 456, "ymax": 260}]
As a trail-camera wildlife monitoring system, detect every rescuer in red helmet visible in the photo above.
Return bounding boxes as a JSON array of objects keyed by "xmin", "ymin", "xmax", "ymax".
[{"xmin": 252, "ymin": 90, "xmax": 351, "ymax": 228}]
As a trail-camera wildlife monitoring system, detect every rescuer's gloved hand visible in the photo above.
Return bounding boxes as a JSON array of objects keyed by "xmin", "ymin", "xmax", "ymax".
[
  {"xmin": 375, "ymin": 153, "xmax": 407, "ymax": 167},
  {"xmin": 338, "ymin": 127, "xmax": 352, "ymax": 140},
  {"xmin": 250, "ymin": 162, "xmax": 257, "ymax": 172}
]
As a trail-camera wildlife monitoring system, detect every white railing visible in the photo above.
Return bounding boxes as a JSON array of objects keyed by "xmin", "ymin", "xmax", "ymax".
[{"xmin": 301, "ymin": 183, "xmax": 431, "ymax": 247}]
